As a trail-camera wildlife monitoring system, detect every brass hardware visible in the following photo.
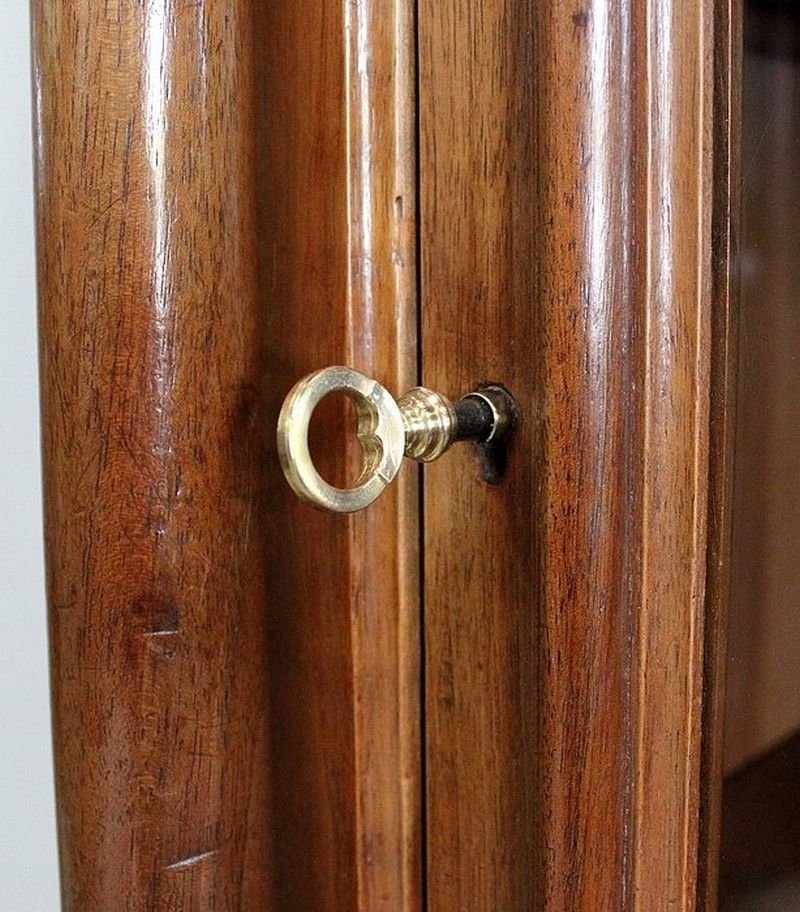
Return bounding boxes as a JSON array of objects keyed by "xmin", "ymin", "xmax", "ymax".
[
  {"xmin": 397, "ymin": 387, "xmax": 457, "ymax": 462},
  {"xmin": 277, "ymin": 366, "xmax": 516, "ymax": 513}
]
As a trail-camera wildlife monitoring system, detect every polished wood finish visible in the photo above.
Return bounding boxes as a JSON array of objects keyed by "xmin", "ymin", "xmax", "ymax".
[
  {"xmin": 35, "ymin": 1, "xmax": 421, "ymax": 909},
  {"xmin": 697, "ymin": 1, "xmax": 741, "ymax": 907},
  {"xmin": 419, "ymin": 1, "xmax": 739, "ymax": 908},
  {"xmin": 419, "ymin": 5, "xmax": 538, "ymax": 905},
  {"xmin": 36, "ymin": 0, "xmax": 739, "ymax": 905},
  {"xmin": 248, "ymin": 1, "xmax": 422, "ymax": 909},
  {"xmin": 34, "ymin": 1, "xmax": 272, "ymax": 907}
]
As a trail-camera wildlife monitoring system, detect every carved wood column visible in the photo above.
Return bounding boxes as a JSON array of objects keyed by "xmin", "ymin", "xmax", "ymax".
[{"xmin": 33, "ymin": 2, "xmax": 272, "ymax": 906}]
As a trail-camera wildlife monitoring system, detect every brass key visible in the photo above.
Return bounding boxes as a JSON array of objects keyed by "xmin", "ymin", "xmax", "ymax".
[{"xmin": 277, "ymin": 366, "xmax": 516, "ymax": 513}]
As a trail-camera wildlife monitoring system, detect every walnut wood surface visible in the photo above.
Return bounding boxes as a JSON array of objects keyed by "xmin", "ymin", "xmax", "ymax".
[
  {"xmin": 419, "ymin": 1, "xmax": 738, "ymax": 908},
  {"xmin": 35, "ymin": 1, "xmax": 420, "ymax": 909},
  {"xmin": 35, "ymin": 0, "xmax": 738, "ymax": 906},
  {"xmin": 34, "ymin": 1, "xmax": 272, "ymax": 907},
  {"xmin": 257, "ymin": 1, "xmax": 421, "ymax": 908},
  {"xmin": 698, "ymin": 1, "xmax": 741, "ymax": 907}
]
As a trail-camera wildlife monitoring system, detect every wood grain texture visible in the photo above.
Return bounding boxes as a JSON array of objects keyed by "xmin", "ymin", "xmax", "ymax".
[
  {"xmin": 35, "ymin": 1, "xmax": 421, "ymax": 909},
  {"xmin": 256, "ymin": 0, "xmax": 421, "ymax": 909},
  {"xmin": 34, "ymin": 1, "xmax": 272, "ymax": 908},
  {"xmin": 698, "ymin": 0, "xmax": 741, "ymax": 907},
  {"xmin": 630, "ymin": 1, "xmax": 716, "ymax": 902},
  {"xmin": 419, "ymin": 1, "xmax": 738, "ymax": 907}
]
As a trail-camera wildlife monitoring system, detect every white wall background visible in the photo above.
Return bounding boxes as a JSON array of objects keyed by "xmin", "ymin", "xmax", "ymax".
[{"xmin": 0, "ymin": 4, "xmax": 61, "ymax": 909}]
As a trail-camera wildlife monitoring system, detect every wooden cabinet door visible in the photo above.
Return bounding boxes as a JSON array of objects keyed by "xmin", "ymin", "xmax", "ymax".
[
  {"xmin": 34, "ymin": 0, "xmax": 739, "ymax": 909},
  {"xmin": 419, "ymin": 2, "xmax": 739, "ymax": 909}
]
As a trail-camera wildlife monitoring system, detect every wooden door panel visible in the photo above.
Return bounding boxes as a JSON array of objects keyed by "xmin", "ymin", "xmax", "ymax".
[
  {"xmin": 419, "ymin": 1, "xmax": 739, "ymax": 908},
  {"xmin": 34, "ymin": 0, "xmax": 738, "ymax": 908},
  {"xmin": 35, "ymin": 1, "xmax": 420, "ymax": 909},
  {"xmin": 257, "ymin": 1, "xmax": 420, "ymax": 908}
]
